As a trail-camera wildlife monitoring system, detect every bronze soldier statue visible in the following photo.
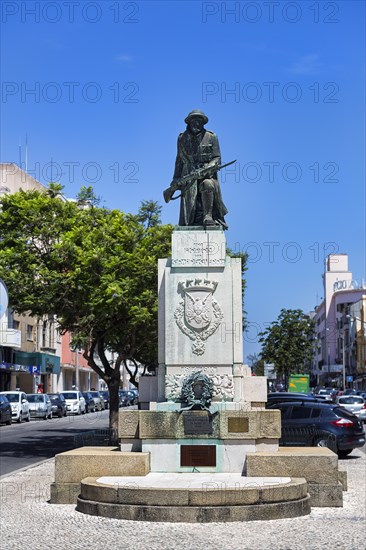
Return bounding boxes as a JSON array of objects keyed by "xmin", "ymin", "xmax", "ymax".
[{"xmin": 164, "ymin": 110, "xmax": 229, "ymax": 229}]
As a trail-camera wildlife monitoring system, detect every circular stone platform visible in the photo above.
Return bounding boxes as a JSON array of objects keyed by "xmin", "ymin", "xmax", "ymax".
[{"xmin": 76, "ymin": 473, "xmax": 310, "ymax": 522}]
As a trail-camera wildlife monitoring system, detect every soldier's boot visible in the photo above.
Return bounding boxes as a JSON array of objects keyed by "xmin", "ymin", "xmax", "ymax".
[{"xmin": 201, "ymin": 190, "xmax": 215, "ymax": 226}]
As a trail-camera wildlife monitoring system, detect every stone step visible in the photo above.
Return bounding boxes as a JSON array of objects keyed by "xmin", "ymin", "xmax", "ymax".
[
  {"xmin": 50, "ymin": 447, "xmax": 150, "ymax": 504},
  {"xmin": 76, "ymin": 474, "xmax": 310, "ymax": 522},
  {"xmin": 246, "ymin": 447, "xmax": 345, "ymax": 507}
]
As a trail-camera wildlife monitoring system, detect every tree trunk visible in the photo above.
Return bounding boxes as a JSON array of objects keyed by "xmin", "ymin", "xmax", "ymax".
[
  {"xmin": 108, "ymin": 377, "xmax": 120, "ymax": 446},
  {"xmin": 83, "ymin": 339, "xmax": 122, "ymax": 446}
]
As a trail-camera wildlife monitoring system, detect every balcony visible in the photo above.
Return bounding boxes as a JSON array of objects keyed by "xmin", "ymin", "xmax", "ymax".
[{"xmin": 0, "ymin": 327, "xmax": 22, "ymax": 348}]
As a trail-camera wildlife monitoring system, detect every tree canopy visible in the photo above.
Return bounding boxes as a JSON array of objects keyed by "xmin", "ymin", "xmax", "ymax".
[
  {"xmin": 259, "ymin": 309, "xmax": 315, "ymax": 382},
  {"xmin": 0, "ymin": 187, "xmax": 173, "ymax": 441}
]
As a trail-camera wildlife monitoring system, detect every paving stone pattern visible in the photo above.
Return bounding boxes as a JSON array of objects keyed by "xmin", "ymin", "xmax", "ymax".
[{"xmin": 1, "ymin": 448, "xmax": 365, "ymax": 550}]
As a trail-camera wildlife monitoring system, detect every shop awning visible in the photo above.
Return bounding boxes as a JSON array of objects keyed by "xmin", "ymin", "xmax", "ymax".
[{"xmin": 15, "ymin": 351, "xmax": 61, "ymax": 374}]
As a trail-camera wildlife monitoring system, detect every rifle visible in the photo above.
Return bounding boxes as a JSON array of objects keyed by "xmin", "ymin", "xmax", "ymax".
[{"xmin": 163, "ymin": 160, "xmax": 236, "ymax": 203}]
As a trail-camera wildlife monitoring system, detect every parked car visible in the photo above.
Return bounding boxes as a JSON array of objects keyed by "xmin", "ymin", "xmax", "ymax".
[
  {"xmin": 119, "ymin": 390, "xmax": 132, "ymax": 407},
  {"xmin": 343, "ymin": 388, "xmax": 358, "ymax": 396},
  {"xmin": 335, "ymin": 396, "xmax": 366, "ymax": 422},
  {"xmin": 88, "ymin": 391, "xmax": 105, "ymax": 411},
  {"xmin": 27, "ymin": 393, "xmax": 53, "ymax": 420},
  {"xmin": 128, "ymin": 389, "xmax": 139, "ymax": 404},
  {"xmin": 48, "ymin": 393, "xmax": 67, "ymax": 418},
  {"xmin": 59, "ymin": 391, "xmax": 86, "ymax": 415},
  {"xmin": 266, "ymin": 392, "xmax": 321, "ymax": 408},
  {"xmin": 329, "ymin": 389, "xmax": 340, "ymax": 402},
  {"xmin": 82, "ymin": 392, "xmax": 96, "ymax": 413},
  {"xmin": 0, "ymin": 394, "xmax": 12, "ymax": 425},
  {"xmin": 99, "ymin": 391, "xmax": 110, "ymax": 409},
  {"xmin": 314, "ymin": 388, "xmax": 334, "ymax": 401},
  {"xmin": 0, "ymin": 391, "xmax": 30, "ymax": 423},
  {"xmin": 267, "ymin": 400, "xmax": 366, "ymax": 457}
]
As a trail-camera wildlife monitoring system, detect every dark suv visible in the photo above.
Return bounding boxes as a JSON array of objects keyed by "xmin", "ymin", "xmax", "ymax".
[
  {"xmin": 48, "ymin": 393, "xmax": 67, "ymax": 418},
  {"xmin": 266, "ymin": 392, "xmax": 321, "ymax": 407},
  {"xmin": 119, "ymin": 390, "xmax": 131, "ymax": 407},
  {"xmin": 267, "ymin": 400, "xmax": 365, "ymax": 457},
  {"xmin": 82, "ymin": 392, "xmax": 96, "ymax": 413}
]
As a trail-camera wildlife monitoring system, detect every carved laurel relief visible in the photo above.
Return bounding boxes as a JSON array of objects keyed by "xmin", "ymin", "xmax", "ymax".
[{"xmin": 166, "ymin": 373, "xmax": 234, "ymax": 402}]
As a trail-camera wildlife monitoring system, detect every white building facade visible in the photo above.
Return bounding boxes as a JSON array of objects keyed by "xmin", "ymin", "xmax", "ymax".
[{"xmin": 312, "ymin": 254, "xmax": 366, "ymax": 389}]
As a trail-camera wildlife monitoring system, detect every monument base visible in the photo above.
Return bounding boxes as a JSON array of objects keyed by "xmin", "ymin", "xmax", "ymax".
[
  {"xmin": 76, "ymin": 473, "xmax": 311, "ymax": 522},
  {"xmin": 118, "ymin": 407, "xmax": 280, "ymax": 474}
]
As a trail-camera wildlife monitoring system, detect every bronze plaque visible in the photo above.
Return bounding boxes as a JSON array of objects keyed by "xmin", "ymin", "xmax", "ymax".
[
  {"xmin": 180, "ymin": 445, "xmax": 216, "ymax": 467},
  {"xmin": 183, "ymin": 415, "xmax": 213, "ymax": 435},
  {"xmin": 228, "ymin": 417, "xmax": 249, "ymax": 433}
]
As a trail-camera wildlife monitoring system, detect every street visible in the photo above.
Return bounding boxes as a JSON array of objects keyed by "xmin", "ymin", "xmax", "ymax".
[{"xmin": 0, "ymin": 410, "xmax": 109, "ymax": 477}]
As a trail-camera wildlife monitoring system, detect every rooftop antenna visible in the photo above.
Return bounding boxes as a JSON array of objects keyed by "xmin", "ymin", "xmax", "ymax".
[{"xmin": 25, "ymin": 133, "xmax": 28, "ymax": 173}]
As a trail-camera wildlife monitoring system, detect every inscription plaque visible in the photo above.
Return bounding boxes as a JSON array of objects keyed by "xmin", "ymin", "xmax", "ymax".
[
  {"xmin": 172, "ymin": 230, "xmax": 226, "ymax": 268},
  {"xmin": 183, "ymin": 414, "xmax": 213, "ymax": 435},
  {"xmin": 228, "ymin": 417, "xmax": 249, "ymax": 433},
  {"xmin": 181, "ymin": 445, "xmax": 216, "ymax": 467}
]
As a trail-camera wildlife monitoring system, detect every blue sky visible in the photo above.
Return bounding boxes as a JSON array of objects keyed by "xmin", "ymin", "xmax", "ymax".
[{"xmin": 1, "ymin": 0, "xmax": 365, "ymax": 360}]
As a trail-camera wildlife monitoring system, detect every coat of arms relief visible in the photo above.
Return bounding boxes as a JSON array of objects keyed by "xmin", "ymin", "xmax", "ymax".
[{"xmin": 174, "ymin": 278, "xmax": 224, "ymax": 355}]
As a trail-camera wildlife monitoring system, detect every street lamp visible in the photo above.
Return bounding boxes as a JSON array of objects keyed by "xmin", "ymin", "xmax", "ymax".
[
  {"xmin": 341, "ymin": 332, "xmax": 346, "ymax": 390},
  {"xmin": 326, "ymin": 327, "xmax": 331, "ymax": 385},
  {"xmin": 72, "ymin": 344, "xmax": 80, "ymax": 390}
]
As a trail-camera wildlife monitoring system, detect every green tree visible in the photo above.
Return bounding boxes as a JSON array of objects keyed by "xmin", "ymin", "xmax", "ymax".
[
  {"xmin": 137, "ymin": 200, "xmax": 162, "ymax": 229},
  {"xmin": 247, "ymin": 353, "xmax": 265, "ymax": 376},
  {"xmin": 0, "ymin": 187, "xmax": 172, "ymax": 443},
  {"xmin": 247, "ymin": 353, "xmax": 259, "ymax": 369},
  {"xmin": 259, "ymin": 309, "xmax": 315, "ymax": 385},
  {"xmin": 76, "ymin": 185, "xmax": 101, "ymax": 207}
]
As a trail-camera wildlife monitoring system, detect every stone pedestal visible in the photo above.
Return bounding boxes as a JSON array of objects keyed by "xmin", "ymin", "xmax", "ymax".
[{"xmin": 158, "ymin": 227, "xmax": 243, "ymax": 402}]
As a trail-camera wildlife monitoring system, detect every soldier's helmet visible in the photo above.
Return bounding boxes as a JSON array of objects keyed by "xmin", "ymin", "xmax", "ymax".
[{"xmin": 184, "ymin": 110, "xmax": 209, "ymax": 125}]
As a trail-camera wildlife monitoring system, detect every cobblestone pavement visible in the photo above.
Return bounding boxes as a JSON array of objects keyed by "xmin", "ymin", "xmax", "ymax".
[{"xmin": 1, "ymin": 448, "xmax": 365, "ymax": 550}]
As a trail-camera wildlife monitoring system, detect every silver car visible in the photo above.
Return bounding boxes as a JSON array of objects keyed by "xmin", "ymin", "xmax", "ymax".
[
  {"xmin": 88, "ymin": 391, "xmax": 105, "ymax": 411},
  {"xmin": 27, "ymin": 393, "xmax": 53, "ymax": 420},
  {"xmin": 336, "ymin": 396, "xmax": 366, "ymax": 421},
  {"xmin": 315, "ymin": 388, "xmax": 333, "ymax": 401}
]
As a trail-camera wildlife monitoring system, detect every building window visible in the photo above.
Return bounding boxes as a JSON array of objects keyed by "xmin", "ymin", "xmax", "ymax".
[
  {"xmin": 26, "ymin": 324, "xmax": 33, "ymax": 340},
  {"xmin": 13, "ymin": 320, "xmax": 20, "ymax": 330}
]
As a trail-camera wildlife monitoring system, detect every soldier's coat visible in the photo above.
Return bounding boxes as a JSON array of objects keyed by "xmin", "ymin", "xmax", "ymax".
[{"xmin": 173, "ymin": 128, "xmax": 228, "ymax": 227}]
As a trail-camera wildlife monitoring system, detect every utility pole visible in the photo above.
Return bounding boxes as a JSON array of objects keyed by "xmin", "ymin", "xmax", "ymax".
[{"xmin": 342, "ymin": 332, "xmax": 346, "ymax": 390}]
